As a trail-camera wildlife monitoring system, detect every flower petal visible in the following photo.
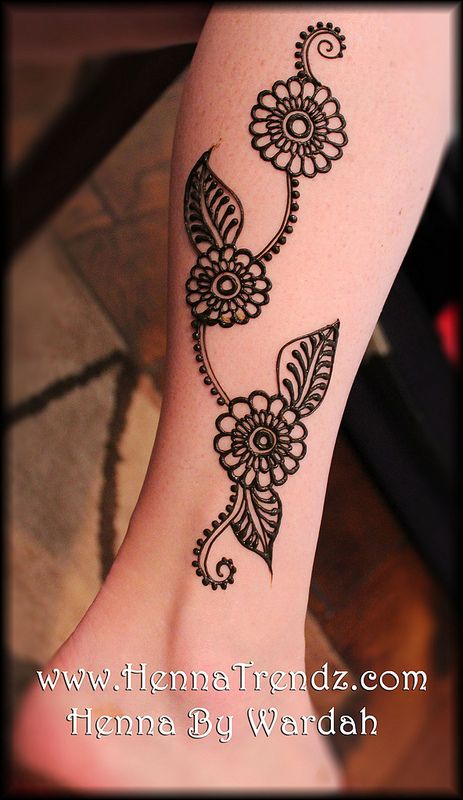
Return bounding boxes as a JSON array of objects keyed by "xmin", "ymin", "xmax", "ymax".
[
  {"xmin": 281, "ymin": 408, "xmax": 297, "ymax": 425},
  {"xmin": 302, "ymin": 81, "xmax": 317, "ymax": 101},
  {"xmin": 230, "ymin": 399, "xmax": 252, "ymax": 420},
  {"xmin": 216, "ymin": 414, "xmax": 236, "ymax": 433},
  {"xmin": 283, "ymin": 455, "xmax": 300, "ymax": 474},
  {"xmin": 250, "ymin": 120, "xmax": 270, "ymax": 135},
  {"xmin": 271, "ymin": 465, "xmax": 286, "ymax": 484},
  {"xmin": 289, "ymin": 441, "xmax": 306, "ymax": 460},
  {"xmin": 214, "ymin": 434, "xmax": 232, "ymax": 453},
  {"xmin": 319, "ymin": 97, "xmax": 340, "ymax": 117},
  {"xmin": 273, "ymin": 80, "xmax": 290, "ymax": 100},
  {"xmin": 290, "ymin": 422, "xmax": 307, "ymax": 441},
  {"xmin": 256, "ymin": 90, "xmax": 278, "ymax": 110},
  {"xmin": 321, "ymin": 141, "xmax": 343, "ymax": 160},
  {"xmin": 274, "ymin": 149, "xmax": 292, "ymax": 169},
  {"xmin": 302, "ymin": 155, "xmax": 316, "ymax": 178},
  {"xmin": 244, "ymin": 468, "xmax": 256, "ymax": 487},
  {"xmin": 249, "ymin": 391, "xmax": 269, "ymax": 413},
  {"xmin": 313, "ymin": 85, "xmax": 331, "ymax": 106},
  {"xmin": 222, "ymin": 451, "xmax": 242, "ymax": 468},
  {"xmin": 257, "ymin": 469, "xmax": 272, "ymax": 489},
  {"xmin": 326, "ymin": 129, "xmax": 348, "ymax": 146},
  {"xmin": 287, "ymin": 77, "xmax": 303, "ymax": 98}
]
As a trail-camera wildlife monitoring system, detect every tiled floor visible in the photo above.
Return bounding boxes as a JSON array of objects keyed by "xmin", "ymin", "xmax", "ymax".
[{"xmin": 8, "ymin": 57, "xmax": 457, "ymax": 792}]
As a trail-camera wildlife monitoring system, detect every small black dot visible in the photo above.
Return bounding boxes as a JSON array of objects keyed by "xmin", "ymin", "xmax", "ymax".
[
  {"xmin": 211, "ymin": 388, "xmax": 218, "ymax": 395},
  {"xmin": 278, "ymin": 236, "xmax": 286, "ymax": 245},
  {"xmin": 292, "ymin": 190, "xmax": 300, "ymax": 198},
  {"xmin": 196, "ymin": 355, "xmax": 203, "ymax": 362},
  {"xmin": 211, "ymin": 584, "xmax": 218, "ymax": 591},
  {"xmin": 192, "ymin": 560, "xmax": 198, "ymax": 567},
  {"xmin": 300, "ymin": 31, "xmax": 308, "ymax": 39},
  {"xmin": 317, "ymin": 21, "xmax": 324, "ymax": 28},
  {"xmin": 291, "ymin": 202, "xmax": 299, "ymax": 211},
  {"xmin": 264, "ymin": 253, "xmax": 272, "ymax": 262},
  {"xmin": 202, "ymin": 578, "xmax": 209, "ymax": 586},
  {"xmin": 289, "ymin": 214, "xmax": 297, "ymax": 223},
  {"xmin": 327, "ymin": 21, "xmax": 333, "ymax": 29},
  {"xmin": 295, "ymin": 41, "xmax": 302, "ymax": 49},
  {"xmin": 221, "ymin": 584, "xmax": 227, "ymax": 590},
  {"xmin": 334, "ymin": 26, "xmax": 341, "ymax": 33},
  {"xmin": 341, "ymin": 44, "xmax": 346, "ymax": 50},
  {"xmin": 272, "ymin": 245, "xmax": 280, "ymax": 254},
  {"xmin": 203, "ymin": 529, "xmax": 210, "ymax": 536},
  {"xmin": 219, "ymin": 512, "xmax": 227, "ymax": 521},
  {"xmin": 229, "ymin": 577, "xmax": 234, "ymax": 584},
  {"xmin": 217, "ymin": 398, "xmax": 225, "ymax": 405},
  {"xmin": 308, "ymin": 25, "xmax": 314, "ymax": 32},
  {"xmin": 199, "ymin": 365, "xmax": 206, "ymax": 373},
  {"xmin": 340, "ymin": 34, "xmax": 346, "ymax": 41},
  {"xmin": 295, "ymin": 61, "xmax": 303, "ymax": 69},
  {"xmin": 193, "ymin": 344, "xmax": 200, "ymax": 351},
  {"xmin": 297, "ymin": 71, "xmax": 305, "ymax": 79},
  {"xmin": 191, "ymin": 319, "xmax": 199, "ymax": 328},
  {"xmin": 192, "ymin": 332, "xmax": 199, "ymax": 340},
  {"xmin": 204, "ymin": 377, "xmax": 211, "ymax": 385},
  {"xmin": 212, "ymin": 520, "xmax": 218, "ymax": 529},
  {"xmin": 292, "ymin": 178, "xmax": 299, "ymax": 187},
  {"xmin": 285, "ymin": 225, "xmax": 293, "ymax": 234},
  {"xmin": 196, "ymin": 569, "xmax": 202, "ymax": 576}
]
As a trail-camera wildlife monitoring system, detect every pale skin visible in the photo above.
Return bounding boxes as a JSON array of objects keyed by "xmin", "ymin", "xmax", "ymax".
[{"xmin": 13, "ymin": 5, "xmax": 453, "ymax": 792}]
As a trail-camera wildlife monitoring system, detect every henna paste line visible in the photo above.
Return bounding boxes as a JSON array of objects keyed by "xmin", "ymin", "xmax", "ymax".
[
  {"xmin": 192, "ymin": 320, "xmax": 229, "ymax": 405},
  {"xmin": 256, "ymin": 172, "xmax": 299, "ymax": 261},
  {"xmin": 184, "ymin": 22, "xmax": 347, "ymax": 589}
]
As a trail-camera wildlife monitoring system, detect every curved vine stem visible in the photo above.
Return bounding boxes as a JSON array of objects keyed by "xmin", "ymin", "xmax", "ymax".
[
  {"xmin": 194, "ymin": 322, "xmax": 230, "ymax": 404},
  {"xmin": 299, "ymin": 26, "xmax": 344, "ymax": 86},
  {"xmin": 193, "ymin": 484, "xmax": 244, "ymax": 589},
  {"xmin": 256, "ymin": 172, "xmax": 294, "ymax": 261}
]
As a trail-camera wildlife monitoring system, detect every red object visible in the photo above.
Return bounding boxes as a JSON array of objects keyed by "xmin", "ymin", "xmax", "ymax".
[{"xmin": 435, "ymin": 301, "xmax": 460, "ymax": 366}]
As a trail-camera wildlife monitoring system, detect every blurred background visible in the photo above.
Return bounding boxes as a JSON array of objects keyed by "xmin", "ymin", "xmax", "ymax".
[{"xmin": 5, "ymin": 4, "xmax": 458, "ymax": 793}]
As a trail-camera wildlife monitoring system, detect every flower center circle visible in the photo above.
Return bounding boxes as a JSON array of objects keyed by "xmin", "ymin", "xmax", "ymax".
[
  {"xmin": 249, "ymin": 426, "xmax": 277, "ymax": 454},
  {"xmin": 284, "ymin": 111, "xmax": 313, "ymax": 141},
  {"xmin": 212, "ymin": 272, "xmax": 241, "ymax": 299}
]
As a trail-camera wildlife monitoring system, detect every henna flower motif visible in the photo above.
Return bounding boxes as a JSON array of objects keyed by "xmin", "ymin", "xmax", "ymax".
[
  {"xmin": 214, "ymin": 391, "xmax": 307, "ymax": 489},
  {"xmin": 186, "ymin": 245, "xmax": 271, "ymax": 327},
  {"xmin": 250, "ymin": 77, "xmax": 347, "ymax": 177}
]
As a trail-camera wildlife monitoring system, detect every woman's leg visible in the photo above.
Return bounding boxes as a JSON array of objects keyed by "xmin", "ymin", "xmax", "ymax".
[{"xmin": 14, "ymin": 4, "xmax": 453, "ymax": 791}]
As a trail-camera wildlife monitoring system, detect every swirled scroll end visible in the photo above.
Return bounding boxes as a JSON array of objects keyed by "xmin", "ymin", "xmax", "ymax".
[
  {"xmin": 191, "ymin": 484, "xmax": 240, "ymax": 590},
  {"xmin": 294, "ymin": 21, "xmax": 346, "ymax": 85}
]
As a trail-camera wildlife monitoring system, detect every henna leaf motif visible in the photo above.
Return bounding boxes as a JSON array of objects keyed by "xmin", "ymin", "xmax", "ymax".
[
  {"xmin": 184, "ymin": 149, "xmax": 244, "ymax": 253},
  {"xmin": 232, "ymin": 485, "xmax": 282, "ymax": 571},
  {"xmin": 277, "ymin": 320, "xmax": 340, "ymax": 416}
]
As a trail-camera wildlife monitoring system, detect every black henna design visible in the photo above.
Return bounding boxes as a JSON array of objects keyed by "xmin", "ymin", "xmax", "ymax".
[{"xmin": 185, "ymin": 23, "xmax": 345, "ymax": 589}]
